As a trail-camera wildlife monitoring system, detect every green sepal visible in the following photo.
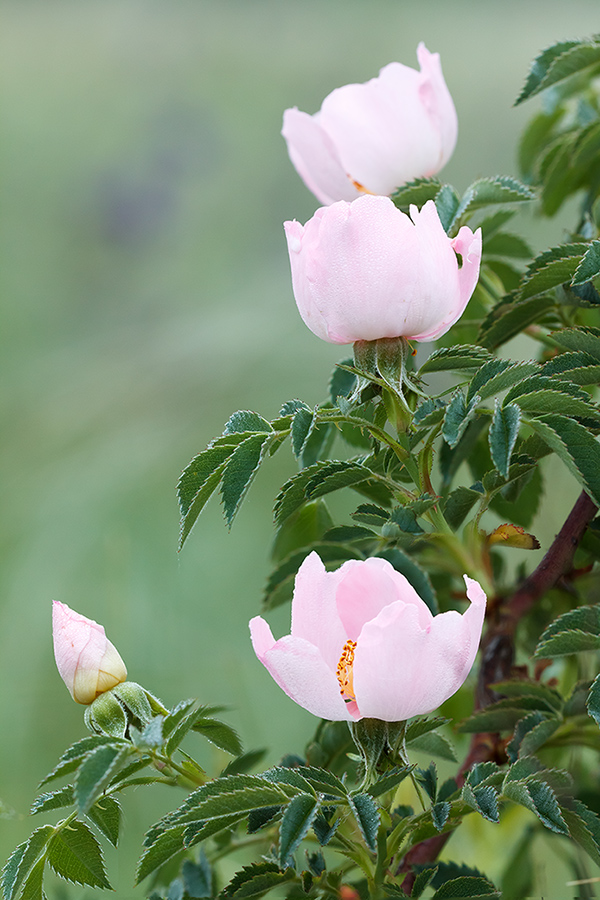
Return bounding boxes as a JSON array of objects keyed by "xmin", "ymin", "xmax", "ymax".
[
  {"xmin": 111, "ymin": 681, "xmax": 154, "ymax": 724},
  {"xmin": 84, "ymin": 690, "xmax": 128, "ymax": 738}
]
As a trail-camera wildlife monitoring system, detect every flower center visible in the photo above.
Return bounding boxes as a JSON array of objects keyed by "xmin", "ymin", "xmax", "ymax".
[{"xmin": 336, "ymin": 639, "xmax": 357, "ymax": 702}]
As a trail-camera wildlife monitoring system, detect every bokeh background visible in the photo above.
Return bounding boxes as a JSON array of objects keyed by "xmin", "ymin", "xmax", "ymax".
[{"xmin": 2, "ymin": 1, "xmax": 600, "ymax": 896}]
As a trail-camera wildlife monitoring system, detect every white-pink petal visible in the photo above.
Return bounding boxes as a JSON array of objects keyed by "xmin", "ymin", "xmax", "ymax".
[{"xmin": 250, "ymin": 617, "xmax": 354, "ymax": 721}]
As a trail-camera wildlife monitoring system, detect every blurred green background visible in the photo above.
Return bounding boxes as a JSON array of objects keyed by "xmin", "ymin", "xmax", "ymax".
[{"xmin": 2, "ymin": 1, "xmax": 600, "ymax": 896}]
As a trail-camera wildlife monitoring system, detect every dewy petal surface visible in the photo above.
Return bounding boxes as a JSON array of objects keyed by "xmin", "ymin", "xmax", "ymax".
[{"xmin": 250, "ymin": 617, "xmax": 354, "ymax": 721}]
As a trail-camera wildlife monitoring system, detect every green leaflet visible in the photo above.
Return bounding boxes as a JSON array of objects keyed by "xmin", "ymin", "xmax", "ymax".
[
  {"xmin": 223, "ymin": 410, "xmax": 273, "ymax": 435},
  {"xmin": 410, "ymin": 731, "xmax": 457, "ymax": 762},
  {"xmin": 46, "ymin": 820, "xmax": 111, "ymax": 889},
  {"xmin": 391, "ymin": 177, "xmax": 442, "ymax": 210},
  {"xmin": 535, "ymin": 605, "xmax": 600, "ymax": 658},
  {"xmin": 489, "ymin": 401, "xmax": 521, "ymax": 478},
  {"xmin": 483, "ymin": 231, "xmax": 532, "ymax": 259},
  {"xmin": 86, "ymin": 796, "xmax": 121, "ymax": 847},
  {"xmin": 572, "ymin": 240, "xmax": 600, "ymax": 285},
  {"xmin": 2, "ymin": 826, "xmax": 54, "ymax": 900},
  {"xmin": 136, "ymin": 824, "xmax": 187, "ymax": 883},
  {"xmin": 435, "ymin": 184, "xmax": 460, "ymax": 233},
  {"xmin": 278, "ymin": 793, "xmax": 320, "ymax": 867},
  {"xmin": 560, "ymin": 799, "xmax": 600, "ymax": 867},
  {"xmin": 220, "ymin": 432, "xmax": 274, "ymax": 527},
  {"xmin": 450, "ymin": 176, "xmax": 535, "ymax": 230},
  {"xmin": 525, "ymin": 413, "xmax": 600, "ymax": 506},
  {"xmin": 442, "ymin": 389, "xmax": 481, "ymax": 448},
  {"xmin": 274, "ymin": 460, "xmax": 391, "ymax": 526},
  {"xmin": 419, "ymin": 344, "xmax": 492, "ymax": 374},
  {"xmin": 431, "ymin": 802, "xmax": 451, "ymax": 832},
  {"xmin": 443, "ymin": 486, "xmax": 482, "ymax": 531},
  {"xmin": 552, "ymin": 325, "xmax": 600, "ymax": 360},
  {"xmin": 461, "ymin": 783, "xmax": 500, "ymax": 824},
  {"xmin": 74, "ymin": 744, "xmax": 131, "ymax": 815},
  {"xmin": 587, "ymin": 673, "xmax": 600, "ymax": 727},
  {"xmin": 519, "ymin": 243, "xmax": 588, "ymax": 300},
  {"xmin": 431, "ymin": 875, "xmax": 499, "ymax": 899},
  {"xmin": 367, "ymin": 766, "xmax": 413, "ymax": 799},
  {"xmin": 348, "ymin": 793, "xmax": 380, "ymax": 852},
  {"xmin": 507, "ymin": 714, "xmax": 560, "ymax": 762},
  {"xmin": 502, "ymin": 779, "xmax": 568, "ymax": 835},
  {"xmin": 38, "ymin": 735, "xmax": 124, "ymax": 788},
  {"xmin": 467, "ymin": 359, "xmax": 539, "ymax": 403},
  {"xmin": 516, "ymin": 38, "xmax": 600, "ymax": 104},
  {"xmin": 490, "ymin": 679, "xmax": 563, "ymax": 710},
  {"xmin": 478, "ymin": 294, "xmax": 557, "ymax": 349},
  {"xmin": 30, "ymin": 786, "xmax": 74, "ymax": 816},
  {"xmin": 222, "ymin": 862, "xmax": 296, "ymax": 899}
]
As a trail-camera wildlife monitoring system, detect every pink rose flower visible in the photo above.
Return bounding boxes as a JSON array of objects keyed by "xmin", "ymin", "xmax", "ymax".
[
  {"xmin": 282, "ymin": 43, "xmax": 457, "ymax": 205},
  {"xmin": 284, "ymin": 195, "xmax": 482, "ymax": 344},
  {"xmin": 52, "ymin": 601, "xmax": 127, "ymax": 705},
  {"xmin": 250, "ymin": 553, "xmax": 486, "ymax": 723}
]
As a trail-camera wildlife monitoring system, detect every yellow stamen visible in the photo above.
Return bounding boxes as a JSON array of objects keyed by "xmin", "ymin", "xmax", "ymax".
[
  {"xmin": 351, "ymin": 180, "xmax": 374, "ymax": 195},
  {"xmin": 336, "ymin": 639, "xmax": 357, "ymax": 702}
]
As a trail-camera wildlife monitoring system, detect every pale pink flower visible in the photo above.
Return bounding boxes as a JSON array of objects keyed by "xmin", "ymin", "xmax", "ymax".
[
  {"xmin": 284, "ymin": 195, "xmax": 481, "ymax": 344},
  {"xmin": 282, "ymin": 43, "xmax": 457, "ymax": 205},
  {"xmin": 250, "ymin": 553, "xmax": 485, "ymax": 723},
  {"xmin": 52, "ymin": 601, "xmax": 127, "ymax": 705}
]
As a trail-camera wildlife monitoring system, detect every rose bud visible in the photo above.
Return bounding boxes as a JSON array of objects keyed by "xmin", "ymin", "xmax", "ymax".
[
  {"xmin": 250, "ymin": 552, "xmax": 485, "ymax": 723},
  {"xmin": 284, "ymin": 195, "xmax": 481, "ymax": 344},
  {"xmin": 52, "ymin": 601, "xmax": 127, "ymax": 705},
  {"xmin": 282, "ymin": 43, "xmax": 457, "ymax": 205}
]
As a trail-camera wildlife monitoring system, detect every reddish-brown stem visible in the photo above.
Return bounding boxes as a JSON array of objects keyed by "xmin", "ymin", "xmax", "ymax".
[{"xmin": 398, "ymin": 490, "xmax": 598, "ymax": 891}]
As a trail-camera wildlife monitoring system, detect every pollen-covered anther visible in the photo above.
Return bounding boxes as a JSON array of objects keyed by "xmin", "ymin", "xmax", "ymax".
[{"xmin": 336, "ymin": 639, "xmax": 357, "ymax": 701}]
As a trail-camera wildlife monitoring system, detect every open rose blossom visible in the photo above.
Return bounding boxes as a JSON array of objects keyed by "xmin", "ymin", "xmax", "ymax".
[
  {"xmin": 285, "ymin": 195, "xmax": 482, "ymax": 344},
  {"xmin": 52, "ymin": 601, "xmax": 127, "ymax": 704},
  {"xmin": 282, "ymin": 43, "xmax": 457, "ymax": 205},
  {"xmin": 250, "ymin": 553, "xmax": 486, "ymax": 722}
]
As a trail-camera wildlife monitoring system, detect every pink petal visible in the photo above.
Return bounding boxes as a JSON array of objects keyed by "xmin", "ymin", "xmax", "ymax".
[
  {"xmin": 52, "ymin": 601, "xmax": 127, "ymax": 704},
  {"xmin": 352, "ymin": 577, "xmax": 486, "ymax": 721},
  {"xmin": 290, "ymin": 551, "xmax": 348, "ymax": 671},
  {"xmin": 336, "ymin": 557, "xmax": 430, "ymax": 639},
  {"xmin": 416, "ymin": 43, "xmax": 458, "ymax": 172},
  {"xmin": 282, "ymin": 108, "xmax": 360, "ymax": 205},
  {"xmin": 250, "ymin": 617, "xmax": 353, "ymax": 721}
]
